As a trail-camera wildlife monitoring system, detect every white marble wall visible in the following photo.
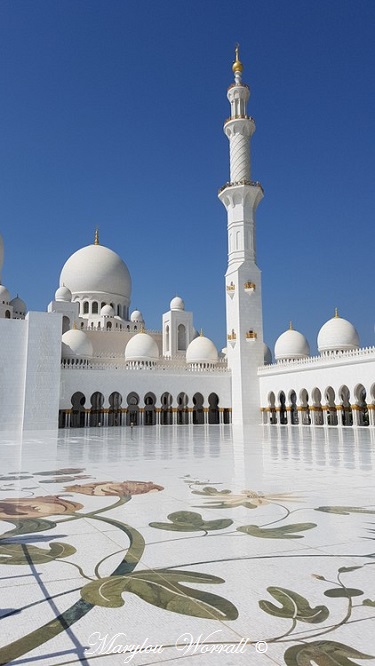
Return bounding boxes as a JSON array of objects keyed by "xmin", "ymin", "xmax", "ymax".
[
  {"xmin": 0, "ymin": 319, "xmax": 28, "ymax": 430},
  {"xmin": 22, "ymin": 312, "xmax": 63, "ymax": 430}
]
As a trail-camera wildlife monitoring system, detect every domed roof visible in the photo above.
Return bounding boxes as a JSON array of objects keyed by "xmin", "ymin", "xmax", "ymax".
[
  {"xmin": 125, "ymin": 332, "xmax": 159, "ymax": 363},
  {"xmin": 263, "ymin": 343, "xmax": 272, "ymax": 365},
  {"xmin": 59, "ymin": 242, "xmax": 131, "ymax": 301},
  {"xmin": 62, "ymin": 329, "xmax": 93, "ymax": 359},
  {"xmin": 130, "ymin": 309, "xmax": 144, "ymax": 322},
  {"xmin": 274, "ymin": 325, "xmax": 310, "ymax": 361},
  {"xmin": 170, "ymin": 295, "xmax": 184, "ymax": 311},
  {"xmin": 317, "ymin": 310, "xmax": 359, "ymax": 354},
  {"xmin": 55, "ymin": 285, "xmax": 72, "ymax": 302},
  {"xmin": 100, "ymin": 304, "xmax": 115, "ymax": 317},
  {"xmin": 10, "ymin": 295, "xmax": 26, "ymax": 313},
  {"xmin": 186, "ymin": 334, "xmax": 218, "ymax": 364},
  {"xmin": 0, "ymin": 284, "xmax": 10, "ymax": 303}
]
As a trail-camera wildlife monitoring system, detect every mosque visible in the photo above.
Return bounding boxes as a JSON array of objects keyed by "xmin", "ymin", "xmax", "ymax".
[{"xmin": 0, "ymin": 49, "xmax": 374, "ymax": 432}]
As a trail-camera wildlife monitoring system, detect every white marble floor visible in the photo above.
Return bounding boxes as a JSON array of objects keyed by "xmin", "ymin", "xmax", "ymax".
[{"xmin": 0, "ymin": 425, "xmax": 374, "ymax": 665}]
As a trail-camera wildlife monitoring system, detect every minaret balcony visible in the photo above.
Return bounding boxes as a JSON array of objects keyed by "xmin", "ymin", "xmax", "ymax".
[
  {"xmin": 227, "ymin": 83, "xmax": 249, "ymax": 91},
  {"xmin": 218, "ymin": 180, "xmax": 264, "ymax": 194},
  {"xmin": 224, "ymin": 114, "xmax": 254, "ymax": 125}
]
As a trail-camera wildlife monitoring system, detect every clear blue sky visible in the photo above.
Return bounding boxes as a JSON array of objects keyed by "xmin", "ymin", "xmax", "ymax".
[{"xmin": 0, "ymin": 0, "xmax": 374, "ymax": 355}]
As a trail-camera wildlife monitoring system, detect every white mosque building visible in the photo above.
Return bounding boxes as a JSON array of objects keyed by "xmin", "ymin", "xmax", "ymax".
[{"xmin": 0, "ymin": 49, "xmax": 374, "ymax": 432}]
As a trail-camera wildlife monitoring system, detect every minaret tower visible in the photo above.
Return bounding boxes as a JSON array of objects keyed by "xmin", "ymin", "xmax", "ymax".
[{"xmin": 218, "ymin": 46, "xmax": 264, "ymax": 426}]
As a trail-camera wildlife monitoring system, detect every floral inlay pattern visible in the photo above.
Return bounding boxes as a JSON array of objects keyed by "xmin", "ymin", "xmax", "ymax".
[{"xmin": 0, "ymin": 465, "xmax": 374, "ymax": 665}]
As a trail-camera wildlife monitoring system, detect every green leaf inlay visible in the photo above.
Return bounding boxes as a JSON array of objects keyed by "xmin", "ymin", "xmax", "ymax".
[
  {"xmin": 284, "ymin": 640, "xmax": 374, "ymax": 665},
  {"xmin": 237, "ymin": 523, "xmax": 316, "ymax": 539},
  {"xmin": 149, "ymin": 511, "xmax": 233, "ymax": 532},
  {"xmin": 259, "ymin": 587, "xmax": 329, "ymax": 623},
  {"xmin": 80, "ymin": 568, "xmax": 238, "ymax": 619}
]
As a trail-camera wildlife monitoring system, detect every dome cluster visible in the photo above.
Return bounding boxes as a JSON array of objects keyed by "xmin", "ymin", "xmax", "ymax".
[{"xmin": 273, "ymin": 310, "xmax": 360, "ymax": 363}]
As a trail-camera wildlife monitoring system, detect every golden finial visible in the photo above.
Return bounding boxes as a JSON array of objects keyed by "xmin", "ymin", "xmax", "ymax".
[
  {"xmin": 200, "ymin": 328, "xmax": 203, "ymax": 336},
  {"xmin": 289, "ymin": 321, "xmax": 293, "ymax": 330},
  {"xmin": 334, "ymin": 307, "xmax": 339, "ymax": 318},
  {"xmin": 140, "ymin": 324, "xmax": 145, "ymax": 333},
  {"xmin": 73, "ymin": 320, "xmax": 77, "ymax": 330},
  {"xmin": 232, "ymin": 43, "xmax": 243, "ymax": 73},
  {"xmin": 94, "ymin": 227, "xmax": 99, "ymax": 245}
]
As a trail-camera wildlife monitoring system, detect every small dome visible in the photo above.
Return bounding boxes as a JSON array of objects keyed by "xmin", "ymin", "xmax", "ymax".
[
  {"xmin": 10, "ymin": 295, "xmax": 26, "ymax": 314},
  {"xmin": 125, "ymin": 332, "xmax": 159, "ymax": 363},
  {"xmin": 186, "ymin": 335, "xmax": 218, "ymax": 365},
  {"xmin": 62, "ymin": 329, "xmax": 93, "ymax": 359},
  {"xmin": 275, "ymin": 326, "xmax": 310, "ymax": 361},
  {"xmin": 130, "ymin": 309, "xmax": 144, "ymax": 323},
  {"xmin": 317, "ymin": 311, "xmax": 359, "ymax": 354},
  {"xmin": 170, "ymin": 295, "xmax": 184, "ymax": 311},
  {"xmin": 101, "ymin": 304, "xmax": 115, "ymax": 317},
  {"xmin": 0, "ymin": 284, "xmax": 10, "ymax": 304},
  {"xmin": 55, "ymin": 285, "xmax": 72, "ymax": 302},
  {"xmin": 263, "ymin": 343, "xmax": 272, "ymax": 365}
]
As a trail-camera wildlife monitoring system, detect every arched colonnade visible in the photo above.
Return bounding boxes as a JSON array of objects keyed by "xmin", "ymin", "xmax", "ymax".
[
  {"xmin": 59, "ymin": 391, "xmax": 231, "ymax": 428},
  {"xmin": 263, "ymin": 383, "xmax": 375, "ymax": 427}
]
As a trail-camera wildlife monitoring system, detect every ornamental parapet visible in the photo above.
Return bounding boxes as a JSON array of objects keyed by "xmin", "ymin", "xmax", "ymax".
[
  {"xmin": 61, "ymin": 358, "xmax": 230, "ymax": 374},
  {"xmin": 224, "ymin": 115, "xmax": 255, "ymax": 124},
  {"xmin": 227, "ymin": 83, "xmax": 249, "ymax": 91},
  {"xmin": 219, "ymin": 180, "xmax": 264, "ymax": 194},
  {"xmin": 258, "ymin": 345, "xmax": 375, "ymax": 373}
]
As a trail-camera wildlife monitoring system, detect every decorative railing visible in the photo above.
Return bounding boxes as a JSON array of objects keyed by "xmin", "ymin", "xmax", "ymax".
[
  {"xmin": 61, "ymin": 358, "xmax": 229, "ymax": 374},
  {"xmin": 258, "ymin": 346, "xmax": 375, "ymax": 373},
  {"xmin": 219, "ymin": 180, "xmax": 264, "ymax": 194},
  {"xmin": 224, "ymin": 115, "xmax": 254, "ymax": 124}
]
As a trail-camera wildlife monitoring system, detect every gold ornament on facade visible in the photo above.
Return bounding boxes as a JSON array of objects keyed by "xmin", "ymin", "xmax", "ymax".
[
  {"xmin": 244, "ymin": 281, "xmax": 256, "ymax": 292},
  {"xmin": 245, "ymin": 330, "xmax": 257, "ymax": 340}
]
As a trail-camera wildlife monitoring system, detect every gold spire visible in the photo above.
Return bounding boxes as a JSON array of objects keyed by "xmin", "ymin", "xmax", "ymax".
[
  {"xmin": 200, "ymin": 328, "xmax": 203, "ymax": 336},
  {"xmin": 94, "ymin": 227, "xmax": 99, "ymax": 245},
  {"xmin": 289, "ymin": 321, "xmax": 293, "ymax": 330},
  {"xmin": 334, "ymin": 307, "xmax": 339, "ymax": 318},
  {"xmin": 140, "ymin": 324, "xmax": 145, "ymax": 333},
  {"xmin": 232, "ymin": 43, "xmax": 243, "ymax": 73}
]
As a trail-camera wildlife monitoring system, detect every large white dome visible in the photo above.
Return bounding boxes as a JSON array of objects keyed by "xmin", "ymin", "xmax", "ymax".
[
  {"xmin": 62, "ymin": 329, "xmax": 93, "ymax": 359},
  {"xmin": 125, "ymin": 332, "xmax": 159, "ymax": 363},
  {"xmin": 60, "ymin": 243, "xmax": 131, "ymax": 301},
  {"xmin": 317, "ymin": 311, "xmax": 359, "ymax": 354},
  {"xmin": 186, "ymin": 335, "xmax": 218, "ymax": 365},
  {"xmin": 274, "ymin": 327, "xmax": 310, "ymax": 361}
]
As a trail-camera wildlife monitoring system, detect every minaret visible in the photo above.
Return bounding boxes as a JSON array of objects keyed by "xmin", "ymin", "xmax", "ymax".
[{"xmin": 218, "ymin": 46, "xmax": 264, "ymax": 426}]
